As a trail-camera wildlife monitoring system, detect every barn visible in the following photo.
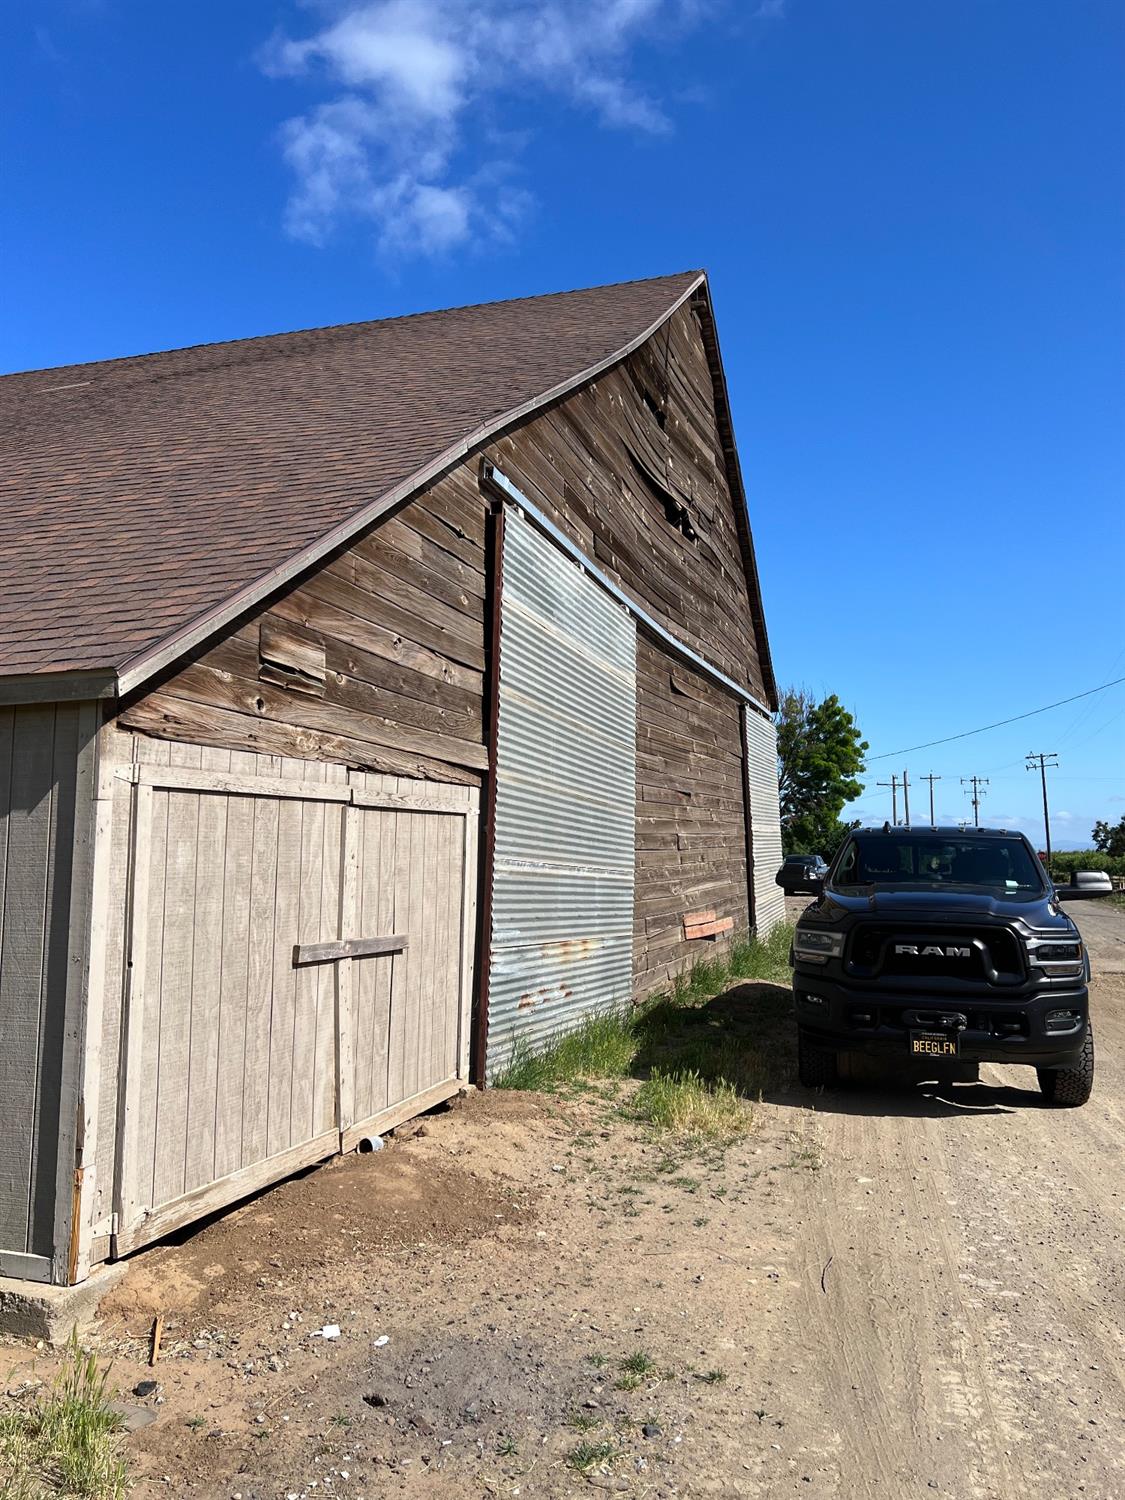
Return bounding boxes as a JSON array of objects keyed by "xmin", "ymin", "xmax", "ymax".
[{"xmin": 0, "ymin": 270, "xmax": 783, "ymax": 1289}]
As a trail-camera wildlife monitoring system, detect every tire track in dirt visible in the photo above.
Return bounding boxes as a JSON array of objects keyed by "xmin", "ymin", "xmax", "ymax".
[{"xmin": 774, "ymin": 968, "xmax": 1125, "ymax": 1500}]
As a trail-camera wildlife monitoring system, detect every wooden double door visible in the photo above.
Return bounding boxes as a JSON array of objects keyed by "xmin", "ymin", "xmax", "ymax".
[{"xmin": 111, "ymin": 749, "xmax": 478, "ymax": 1256}]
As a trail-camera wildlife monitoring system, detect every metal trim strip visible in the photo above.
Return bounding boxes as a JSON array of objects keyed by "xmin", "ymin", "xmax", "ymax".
[{"xmin": 481, "ymin": 461, "xmax": 771, "ymax": 717}]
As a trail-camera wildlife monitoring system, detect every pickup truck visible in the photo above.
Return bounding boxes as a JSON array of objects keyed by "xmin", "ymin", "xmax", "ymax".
[{"xmin": 790, "ymin": 826, "xmax": 1093, "ymax": 1105}]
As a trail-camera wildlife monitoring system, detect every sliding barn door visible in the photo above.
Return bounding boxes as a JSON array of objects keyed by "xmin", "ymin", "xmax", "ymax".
[{"xmin": 486, "ymin": 509, "xmax": 637, "ymax": 1075}]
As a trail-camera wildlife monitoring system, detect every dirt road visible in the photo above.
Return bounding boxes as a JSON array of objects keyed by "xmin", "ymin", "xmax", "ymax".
[
  {"xmin": 751, "ymin": 896, "xmax": 1125, "ymax": 1499},
  {"xmin": 5, "ymin": 906, "xmax": 1123, "ymax": 1499}
]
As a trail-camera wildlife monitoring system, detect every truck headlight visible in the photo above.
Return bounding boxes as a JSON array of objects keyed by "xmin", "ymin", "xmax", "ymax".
[
  {"xmin": 1034, "ymin": 943, "xmax": 1082, "ymax": 961},
  {"xmin": 794, "ymin": 930, "xmax": 845, "ymax": 965}
]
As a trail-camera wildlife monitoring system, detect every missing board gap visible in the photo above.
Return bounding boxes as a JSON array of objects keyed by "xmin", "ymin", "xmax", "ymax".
[{"xmin": 259, "ymin": 620, "xmax": 327, "ymax": 697}]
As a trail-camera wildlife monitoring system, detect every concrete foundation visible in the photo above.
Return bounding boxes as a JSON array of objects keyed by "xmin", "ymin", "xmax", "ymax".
[{"xmin": 0, "ymin": 1263, "xmax": 127, "ymax": 1346}]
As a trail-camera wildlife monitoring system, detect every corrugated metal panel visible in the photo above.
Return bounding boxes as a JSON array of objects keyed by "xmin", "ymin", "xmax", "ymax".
[
  {"xmin": 488, "ymin": 510, "xmax": 637, "ymax": 1074},
  {"xmin": 744, "ymin": 707, "xmax": 786, "ymax": 934}
]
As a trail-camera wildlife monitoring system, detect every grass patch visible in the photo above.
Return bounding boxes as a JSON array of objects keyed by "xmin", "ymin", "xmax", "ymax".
[
  {"xmin": 492, "ymin": 922, "xmax": 796, "ymax": 1119},
  {"xmin": 492, "ymin": 1010, "xmax": 638, "ymax": 1091},
  {"xmin": 567, "ymin": 1439, "xmax": 618, "ymax": 1473},
  {"xmin": 631, "ymin": 1070, "xmax": 752, "ymax": 1143},
  {"xmin": 0, "ymin": 1341, "xmax": 127, "ymax": 1500}
]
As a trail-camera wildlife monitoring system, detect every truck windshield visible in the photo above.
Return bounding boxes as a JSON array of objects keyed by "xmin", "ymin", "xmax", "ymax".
[{"xmin": 833, "ymin": 835, "xmax": 1045, "ymax": 892}]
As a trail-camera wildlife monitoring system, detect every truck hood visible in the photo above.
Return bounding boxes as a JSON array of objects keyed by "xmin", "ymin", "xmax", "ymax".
[{"xmin": 815, "ymin": 886, "xmax": 1067, "ymax": 927}]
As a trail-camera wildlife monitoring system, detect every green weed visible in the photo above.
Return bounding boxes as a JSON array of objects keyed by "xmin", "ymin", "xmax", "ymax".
[
  {"xmin": 567, "ymin": 1440, "xmax": 618, "ymax": 1472},
  {"xmin": 491, "ymin": 923, "xmax": 796, "ymax": 1127},
  {"xmin": 631, "ymin": 1070, "xmax": 752, "ymax": 1142},
  {"xmin": 0, "ymin": 1337, "xmax": 128, "ymax": 1500}
]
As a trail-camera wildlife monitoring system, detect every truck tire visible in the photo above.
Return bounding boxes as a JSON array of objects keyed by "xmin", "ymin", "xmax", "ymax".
[
  {"xmin": 797, "ymin": 1029, "xmax": 838, "ymax": 1088},
  {"xmin": 1037, "ymin": 1025, "xmax": 1094, "ymax": 1107}
]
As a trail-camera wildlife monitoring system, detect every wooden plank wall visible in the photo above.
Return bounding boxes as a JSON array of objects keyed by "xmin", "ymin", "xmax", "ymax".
[
  {"xmin": 634, "ymin": 638, "xmax": 750, "ymax": 996},
  {"xmin": 117, "ymin": 489, "xmax": 490, "ymax": 786},
  {"xmin": 0, "ymin": 702, "xmax": 94, "ymax": 1270}
]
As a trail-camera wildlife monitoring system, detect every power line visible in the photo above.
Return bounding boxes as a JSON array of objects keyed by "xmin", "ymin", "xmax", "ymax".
[{"xmin": 865, "ymin": 676, "xmax": 1125, "ymax": 762}]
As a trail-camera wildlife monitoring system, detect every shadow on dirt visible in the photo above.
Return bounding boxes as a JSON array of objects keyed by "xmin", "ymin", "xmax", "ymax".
[{"xmin": 632, "ymin": 979, "xmax": 1051, "ymax": 1120}]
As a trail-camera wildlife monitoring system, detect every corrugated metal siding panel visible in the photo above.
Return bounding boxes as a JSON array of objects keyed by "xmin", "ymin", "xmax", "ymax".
[
  {"xmin": 0, "ymin": 702, "xmax": 91, "ymax": 1271},
  {"xmin": 488, "ymin": 512, "xmax": 637, "ymax": 1074},
  {"xmin": 744, "ymin": 708, "xmax": 786, "ymax": 934}
]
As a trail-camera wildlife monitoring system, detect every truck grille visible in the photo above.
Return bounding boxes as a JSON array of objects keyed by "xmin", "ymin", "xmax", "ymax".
[{"xmin": 847, "ymin": 925, "xmax": 1024, "ymax": 985}]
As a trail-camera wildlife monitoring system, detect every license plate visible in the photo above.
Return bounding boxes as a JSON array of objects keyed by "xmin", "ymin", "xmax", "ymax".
[{"xmin": 910, "ymin": 1030, "xmax": 959, "ymax": 1058}]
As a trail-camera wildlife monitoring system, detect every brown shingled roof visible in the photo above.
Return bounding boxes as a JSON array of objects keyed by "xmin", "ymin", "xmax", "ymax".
[{"xmin": 0, "ymin": 271, "xmax": 774, "ymax": 701}]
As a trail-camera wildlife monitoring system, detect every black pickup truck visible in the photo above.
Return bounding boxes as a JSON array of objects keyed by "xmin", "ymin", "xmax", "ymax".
[{"xmin": 790, "ymin": 826, "xmax": 1093, "ymax": 1105}]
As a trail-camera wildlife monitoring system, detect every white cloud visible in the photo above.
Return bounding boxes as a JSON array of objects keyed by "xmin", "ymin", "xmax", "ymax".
[{"xmin": 262, "ymin": 0, "xmax": 751, "ymax": 255}]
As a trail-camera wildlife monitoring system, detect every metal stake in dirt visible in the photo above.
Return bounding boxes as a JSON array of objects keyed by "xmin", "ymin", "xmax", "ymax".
[
  {"xmin": 921, "ymin": 771, "xmax": 941, "ymax": 826},
  {"xmin": 1026, "ymin": 751, "xmax": 1059, "ymax": 878},
  {"xmin": 878, "ymin": 773, "xmax": 900, "ymax": 825}
]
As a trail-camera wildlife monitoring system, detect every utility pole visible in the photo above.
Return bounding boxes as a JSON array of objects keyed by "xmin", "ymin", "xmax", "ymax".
[
  {"xmin": 878, "ymin": 774, "xmax": 900, "ymax": 826},
  {"xmin": 902, "ymin": 769, "xmax": 911, "ymax": 827},
  {"xmin": 960, "ymin": 775, "xmax": 989, "ymax": 825},
  {"xmin": 921, "ymin": 772, "xmax": 942, "ymax": 826},
  {"xmin": 1026, "ymin": 752, "xmax": 1059, "ymax": 877}
]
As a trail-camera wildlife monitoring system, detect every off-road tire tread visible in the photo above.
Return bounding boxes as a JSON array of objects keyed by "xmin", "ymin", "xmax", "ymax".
[
  {"xmin": 1038, "ymin": 1025, "xmax": 1094, "ymax": 1108},
  {"xmin": 798, "ymin": 1029, "xmax": 838, "ymax": 1089}
]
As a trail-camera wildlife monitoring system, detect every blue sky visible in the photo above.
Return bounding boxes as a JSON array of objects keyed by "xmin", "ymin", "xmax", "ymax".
[{"xmin": 4, "ymin": 1, "xmax": 1122, "ymax": 845}]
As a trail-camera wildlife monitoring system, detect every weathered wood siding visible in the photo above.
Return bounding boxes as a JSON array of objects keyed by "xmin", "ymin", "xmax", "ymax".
[
  {"xmin": 487, "ymin": 301, "xmax": 767, "ymax": 702},
  {"xmin": 0, "ymin": 702, "xmax": 97, "ymax": 1278},
  {"xmin": 634, "ymin": 640, "xmax": 750, "ymax": 995},
  {"xmin": 117, "ymin": 487, "xmax": 489, "ymax": 786}
]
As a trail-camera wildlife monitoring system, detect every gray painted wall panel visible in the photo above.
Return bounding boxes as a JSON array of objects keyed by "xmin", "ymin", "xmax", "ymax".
[
  {"xmin": 487, "ymin": 511, "xmax": 637, "ymax": 1074},
  {"xmin": 0, "ymin": 702, "xmax": 92, "ymax": 1267}
]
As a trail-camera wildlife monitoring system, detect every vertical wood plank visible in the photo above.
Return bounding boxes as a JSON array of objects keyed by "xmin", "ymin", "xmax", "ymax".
[
  {"xmin": 458, "ymin": 805, "xmax": 480, "ymax": 1080},
  {"xmin": 113, "ymin": 780, "xmax": 155, "ymax": 1239},
  {"xmin": 290, "ymin": 799, "xmax": 324, "ymax": 1144},
  {"xmin": 150, "ymin": 788, "xmax": 199, "ymax": 1207},
  {"xmin": 336, "ymin": 804, "xmax": 359, "ymax": 1136},
  {"xmin": 240, "ymin": 796, "xmax": 279, "ymax": 1167},
  {"xmin": 93, "ymin": 765, "xmax": 134, "ymax": 1233},
  {"xmin": 372, "ymin": 809, "xmax": 397, "ymax": 1115},
  {"xmin": 312, "ymin": 805, "xmax": 342, "ymax": 1136},
  {"xmin": 213, "ymin": 794, "xmax": 253, "ymax": 1181},
  {"xmin": 352, "ymin": 810, "xmax": 376, "ymax": 1122},
  {"xmin": 182, "ymin": 790, "xmax": 228, "ymax": 1194},
  {"xmin": 267, "ymin": 798, "xmax": 302, "ymax": 1156}
]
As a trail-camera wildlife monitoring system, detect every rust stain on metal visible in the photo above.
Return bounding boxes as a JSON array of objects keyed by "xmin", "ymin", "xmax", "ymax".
[{"xmin": 544, "ymin": 937, "xmax": 601, "ymax": 963}]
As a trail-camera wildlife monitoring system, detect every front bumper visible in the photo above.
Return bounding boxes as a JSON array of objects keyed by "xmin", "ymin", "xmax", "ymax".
[{"xmin": 793, "ymin": 972, "xmax": 1089, "ymax": 1069}]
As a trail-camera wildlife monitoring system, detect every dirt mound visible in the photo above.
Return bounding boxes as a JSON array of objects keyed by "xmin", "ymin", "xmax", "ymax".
[{"xmin": 100, "ymin": 1139, "xmax": 530, "ymax": 1338}]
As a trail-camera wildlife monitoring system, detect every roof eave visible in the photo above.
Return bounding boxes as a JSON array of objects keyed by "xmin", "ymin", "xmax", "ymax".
[{"xmin": 0, "ymin": 669, "xmax": 118, "ymax": 706}]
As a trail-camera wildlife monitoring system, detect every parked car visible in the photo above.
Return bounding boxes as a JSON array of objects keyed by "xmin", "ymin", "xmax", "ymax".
[
  {"xmin": 789, "ymin": 826, "xmax": 1093, "ymax": 1106},
  {"xmin": 1056, "ymin": 869, "xmax": 1114, "ymax": 898},
  {"xmin": 776, "ymin": 854, "xmax": 829, "ymax": 895}
]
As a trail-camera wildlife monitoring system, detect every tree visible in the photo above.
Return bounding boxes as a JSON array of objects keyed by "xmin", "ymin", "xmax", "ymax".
[
  {"xmin": 1092, "ymin": 816, "xmax": 1125, "ymax": 857},
  {"xmin": 775, "ymin": 689, "xmax": 868, "ymax": 858}
]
